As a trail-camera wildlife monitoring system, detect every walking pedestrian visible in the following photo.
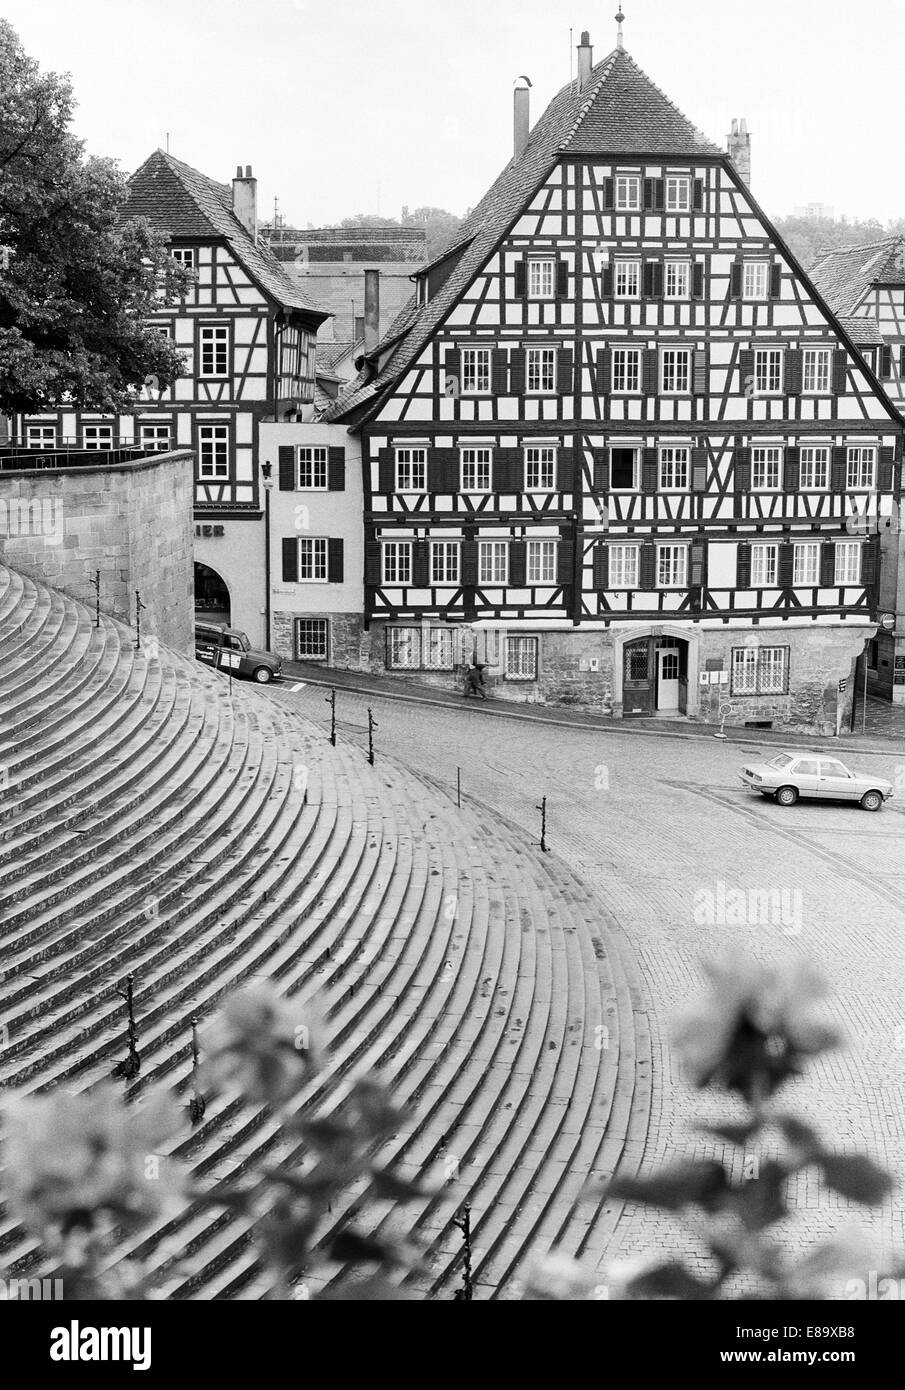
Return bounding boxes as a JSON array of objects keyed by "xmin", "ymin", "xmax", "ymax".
[{"xmin": 463, "ymin": 660, "xmax": 487, "ymax": 699}]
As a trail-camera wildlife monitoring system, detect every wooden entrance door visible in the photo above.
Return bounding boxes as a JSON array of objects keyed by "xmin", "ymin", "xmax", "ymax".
[{"xmin": 623, "ymin": 638, "xmax": 654, "ymax": 716}]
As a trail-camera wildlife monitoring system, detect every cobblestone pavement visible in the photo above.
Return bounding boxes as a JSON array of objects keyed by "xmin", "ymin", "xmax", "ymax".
[{"xmin": 273, "ymin": 679, "xmax": 905, "ymax": 1285}]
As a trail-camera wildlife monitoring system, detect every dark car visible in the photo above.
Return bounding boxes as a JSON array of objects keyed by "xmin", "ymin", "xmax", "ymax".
[{"xmin": 195, "ymin": 622, "xmax": 282, "ymax": 684}]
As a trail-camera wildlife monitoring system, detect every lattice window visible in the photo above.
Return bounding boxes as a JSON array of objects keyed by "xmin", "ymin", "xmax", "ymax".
[
  {"xmin": 505, "ymin": 636, "xmax": 538, "ymax": 681},
  {"xmin": 298, "ymin": 447, "xmax": 328, "ymax": 489},
  {"xmin": 295, "ymin": 619, "xmax": 329, "ymax": 660}
]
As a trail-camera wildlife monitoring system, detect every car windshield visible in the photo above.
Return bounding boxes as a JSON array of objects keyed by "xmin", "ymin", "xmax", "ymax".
[
  {"xmin": 768, "ymin": 755, "xmax": 794, "ymax": 770},
  {"xmin": 234, "ymin": 633, "xmax": 251, "ymax": 651}
]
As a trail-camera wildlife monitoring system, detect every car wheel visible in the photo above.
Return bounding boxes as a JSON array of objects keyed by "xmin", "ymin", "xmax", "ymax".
[
  {"xmin": 776, "ymin": 785, "xmax": 798, "ymax": 807},
  {"xmin": 253, "ymin": 666, "xmax": 273, "ymax": 684},
  {"xmin": 860, "ymin": 789, "xmax": 884, "ymax": 812}
]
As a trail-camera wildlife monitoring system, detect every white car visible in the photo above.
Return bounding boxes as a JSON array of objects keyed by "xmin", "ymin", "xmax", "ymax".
[{"xmin": 740, "ymin": 753, "xmax": 893, "ymax": 811}]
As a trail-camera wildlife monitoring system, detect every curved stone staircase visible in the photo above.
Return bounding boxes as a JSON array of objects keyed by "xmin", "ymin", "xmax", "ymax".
[{"xmin": 0, "ymin": 562, "xmax": 648, "ymax": 1298}]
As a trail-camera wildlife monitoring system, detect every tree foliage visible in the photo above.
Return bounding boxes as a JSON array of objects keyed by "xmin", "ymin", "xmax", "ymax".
[
  {"xmin": 774, "ymin": 214, "xmax": 888, "ymax": 271},
  {"xmin": 0, "ymin": 20, "xmax": 188, "ymax": 416}
]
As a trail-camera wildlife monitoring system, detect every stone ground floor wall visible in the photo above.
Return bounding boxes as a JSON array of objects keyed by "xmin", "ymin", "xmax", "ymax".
[{"xmin": 279, "ymin": 611, "xmax": 880, "ymax": 736}]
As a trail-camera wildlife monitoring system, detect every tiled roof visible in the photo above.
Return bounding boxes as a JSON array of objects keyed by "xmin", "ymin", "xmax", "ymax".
[
  {"xmin": 324, "ymin": 46, "xmax": 723, "ymax": 423},
  {"xmin": 124, "ymin": 151, "xmax": 329, "ymax": 321},
  {"xmin": 810, "ymin": 237, "xmax": 905, "ymax": 315},
  {"xmin": 838, "ymin": 315, "xmax": 887, "ymax": 348}
]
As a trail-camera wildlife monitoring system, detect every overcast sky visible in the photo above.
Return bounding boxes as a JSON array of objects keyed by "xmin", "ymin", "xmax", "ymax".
[{"xmin": 4, "ymin": 0, "xmax": 904, "ymax": 228}]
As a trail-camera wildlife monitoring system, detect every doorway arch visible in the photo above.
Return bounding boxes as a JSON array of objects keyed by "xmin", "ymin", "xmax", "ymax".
[
  {"xmin": 613, "ymin": 625, "xmax": 700, "ymax": 718},
  {"xmin": 194, "ymin": 562, "xmax": 231, "ymax": 625}
]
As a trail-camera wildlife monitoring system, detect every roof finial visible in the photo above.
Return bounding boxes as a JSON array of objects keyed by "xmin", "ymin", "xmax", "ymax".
[{"xmin": 616, "ymin": 7, "xmax": 625, "ymax": 48}]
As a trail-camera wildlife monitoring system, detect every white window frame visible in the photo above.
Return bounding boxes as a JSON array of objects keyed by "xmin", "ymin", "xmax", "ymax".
[
  {"xmin": 614, "ymin": 259, "xmax": 641, "ymax": 299},
  {"xmin": 799, "ymin": 446, "xmax": 830, "ymax": 491},
  {"xmin": 527, "ymin": 540, "xmax": 557, "ymax": 584},
  {"xmin": 297, "ymin": 446, "xmax": 328, "ymax": 489},
  {"xmin": 612, "ymin": 348, "xmax": 642, "ymax": 394},
  {"xmin": 199, "ymin": 324, "xmax": 229, "ymax": 378},
  {"xmin": 295, "ymin": 618, "xmax": 329, "ymax": 661},
  {"xmin": 387, "ymin": 627, "xmax": 420, "ymax": 669},
  {"xmin": 731, "ymin": 645, "xmax": 788, "ymax": 695},
  {"xmin": 430, "ymin": 541, "xmax": 460, "ymax": 584},
  {"xmin": 461, "ymin": 348, "xmax": 491, "ymax": 395},
  {"xmin": 664, "ymin": 260, "xmax": 691, "ymax": 300},
  {"xmin": 395, "ymin": 446, "xmax": 427, "ymax": 493},
  {"xmin": 527, "ymin": 258, "xmax": 556, "ymax": 299},
  {"xmin": 139, "ymin": 424, "xmax": 171, "ymax": 453},
  {"xmin": 846, "ymin": 446, "xmax": 876, "ymax": 490},
  {"xmin": 665, "ymin": 177, "xmax": 691, "ymax": 212},
  {"xmin": 656, "ymin": 543, "xmax": 688, "ymax": 588},
  {"xmin": 382, "ymin": 541, "xmax": 412, "ymax": 585},
  {"xmin": 754, "ymin": 348, "xmax": 784, "ymax": 395},
  {"xmin": 615, "ymin": 176, "xmax": 641, "ymax": 211},
  {"xmin": 460, "ymin": 446, "xmax": 492, "ymax": 493},
  {"xmin": 751, "ymin": 542, "xmax": 779, "ymax": 588},
  {"xmin": 752, "ymin": 446, "xmax": 782, "ymax": 491},
  {"xmin": 82, "ymin": 424, "xmax": 114, "ymax": 451},
  {"xmin": 26, "ymin": 425, "xmax": 57, "ymax": 449},
  {"xmin": 479, "ymin": 540, "xmax": 508, "ymax": 585},
  {"xmin": 171, "ymin": 247, "xmax": 197, "ymax": 269},
  {"xmin": 661, "ymin": 348, "xmax": 692, "ymax": 396},
  {"xmin": 525, "ymin": 445, "xmax": 556, "ymax": 491},
  {"xmin": 834, "ymin": 541, "xmax": 861, "ymax": 585},
  {"xmin": 526, "ymin": 347, "xmax": 556, "ymax": 395},
  {"xmin": 505, "ymin": 635, "xmax": 538, "ymax": 681},
  {"xmin": 297, "ymin": 536, "xmax": 328, "ymax": 582},
  {"xmin": 743, "ymin": 262, "xmax": 770, "ymax": 301},
  {"xmin": 658, "ymin": 446, "xmax": 690, "ymax": 492},
  {"xmin": 793, "ymin": 542, "xmax": 820, "ymax": 586},
  {"xmin": 802, "ymin": 348, "xmax": 832, "ymax": 395},
  {"xmin": 610, "ymin": 544, "xmax": 639, "ymax": 589},
  {"xmin": 197, "ymin": 424, "xmax": 229, "ymax": 479}
]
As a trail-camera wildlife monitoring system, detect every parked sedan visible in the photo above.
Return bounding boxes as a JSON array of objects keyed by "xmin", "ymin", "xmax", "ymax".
[{"xmin": 740, "ymin": 753, "xmax": 893, "ymax": 811}]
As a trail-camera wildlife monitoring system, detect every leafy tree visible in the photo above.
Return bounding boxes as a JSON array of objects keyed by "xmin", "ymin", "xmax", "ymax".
[
  {"xmin": 0, "ymin": 20, "xmax": 188, "ymax": 417},
  {"xmin": 774, "ymin": 214, "xmax": 888, "ymax": 271}
]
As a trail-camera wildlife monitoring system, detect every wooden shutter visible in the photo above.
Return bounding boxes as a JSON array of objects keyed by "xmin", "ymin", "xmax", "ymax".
[
  {"xmin": 493, "ymin": 447, "xmax": 522, "ymax": 492},
  {"xmin": 602, "ymin": 177, "xmax": 615, "ymax": 210},
  {"xmin": 778, "ymin": 541, "xmax": 794, "ymax": 587},
  {"xmin": 595, "ymin": 348, "xmax": 611, "ymax": 395},
  {"xmin": 862, "ymin": 534, "xmax": 880, "ymax": 586},
  {"xmin": 643, "ymin": 177, "xmax": 664, "ymax": 211},
  {"xmin": 601, "ymin": 266, "xmax": 614, "ymax": 297},
  {"xmin": 641, "ymin": 447, "xmax": 659, "ymax": 493},
  {"xmin": 734, "ymin": 444, "xmax": 751, "ymax": 494},
  {"xmin": 556, "ymin": 260, "xmax": 569, "ymax": 298},
  {"xmin": 693, "ymin": 262, "xmax": 705, "ymax": 299},
  {"xmin": 510, "ymin": 348, "xmax": 526, "ymax": 394},
  {"xmin": 412, "ymin": 539, "xmax": 429, "ymax": 587},
  {"xmin": 831, "ymin": 445, "xmax": 847, "ymax": 492},
  {"xmin": 730, "ymin": 260, "xmax": 743, "ymax": 299},
  {"xmin": 557, "ymin": 447, "xmax": 575, "ymax": 493},
  {"xmin": 690, "ymin": 539, "xmax": 706, "ymax": 587},
  {"xmin": 770, "ymin": 263, "xmax": 783, "ymax": 299},
  {"xmin": 377, "ymin": 447, "xmax": 395, "ymax": 493},
  {"xmin": 819, "ymin": 543, "xmax": 836, "ymax": 587},
  {"xmin": 738, "ymin": 349, "xmax": 754, "ymax": 391},
  {"xmin": 639, "ymin": 543, "xmax": 657, "ymax": 590},
  {"xmin": 643, "ymin": 262, "xmax": 663, "ymax": 298},
  {"xmin": 878, "ymin": 446, "xmax": 895, "ymax": 491},
  {"xmin": 508, "ymin": 540, "xmax": 527, "ymax": 586},
  {"xmin": 784, "ymin": 447, "xmax": 800, "ymax": 493},
  {"xmin": 282, "ymin": 537, "xmax": 298, "ymax": 583},
  {"xmin": 736, "ymin": 541, "xmax": 751, "ymax": 588},
  {"xmin": 593, "ymin": 450, "xmax": 610, "ymax": 491},
  {"xmin": 643, "ymin": 348, "xmax": 659, "ymax": 395},
  {"xmin": 557, "ymin": 348, "xmax": 574, "ymax": 395},
  {"xmin": 445, "ymin": 347, "xmax": 461, "ymax": 393},
  {"xmin": 785, "ymin": 351, "xmax": 802, "ymax": 397},
  {"xmin": 880, "ymin": 345, "xmax": 893, "ymax": 379},
  {"xmin": 461, "ymin": 537, "xmax": 478, "ymax": 585},
  {"xmin": 592, "ymin": 543, "xmax": 609, "ymax": 590},
  {"xmin": 557, "ymin": 539, "xmax": 575, "ymax": 585},
  {"xmin": 328, "ymin": 446, "xmax": 346, "ymax": 491},
  {"xmin": 692, "ymin": 448, "xmax": 708, "ymax": 493},
  {"xmin": 327, "ymin": 537, "xmax": 344, "ymax": 584},
  {"xmin": 278, "ymin": 445, "xmax": 296, "ymax": 491},
  {"xmin": 693, "ymin": 349, "xmax": 708, "ymax": 395},
  {"xmin": 514, "ymin": 261, "xmax": 527, "ymax": 298},
  {"xmin": 427, "ymin": 449, "xmax": 450, "ymax": 492},
  {"xmin": 692, "ymin": 179, "xmax": 704, "ymax": 211},
  {"xmin": 365, "ymin": 541, "xmax": 382, "ymax": 585},
  {"xmin": 491, "ymin": 348, "xmax": 509, "ymax": 394},
  {"xmin": 833, "ymin": 349, "xmax": 848, "ymax": 394}
]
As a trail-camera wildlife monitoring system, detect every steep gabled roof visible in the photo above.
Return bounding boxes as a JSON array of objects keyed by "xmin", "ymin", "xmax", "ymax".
[
  {"xmin": 810, "ymin": 237, "xmax": 905, "ymax": 315},
  {"xmin": 324, "ymin": 46, "xmax": 722, "ymax": 423},
  {"xmin": 124, "ymin": 151, "xmax": 329, "ymax": 321}
]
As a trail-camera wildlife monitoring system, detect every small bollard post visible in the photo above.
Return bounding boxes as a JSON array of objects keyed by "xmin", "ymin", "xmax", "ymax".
[
  {"xmin": 453, "ymin": 1204, "xmax": 474, "ymax": 1301},
  {"xmin": 367, "ymin": 707, "xmax": 377, "ymax": 766},
  {"xmin": 326, "ymin": 688, "xmax": 337, "ymax": 746},
  {"xmin": 188, "ymin": 1016, "xmax": 206, "ymax": 1126},
  {"xmin": 536, "ymin": 795, "xmax": 550, "ymax": 853},
  {"xmin": 112, "ymin": 972, "xmax": 141, "ymax": 1081},
  {"xmin": 90, "ymin": 569, "xmax": 101, "ymax": 629},
  {"xmin": 457, "ymin": 766, "xmax": 461, "ymax": 809},
  {"xmin": 134, "ymin": 590, "xmax": 147, "ymax": 651}
]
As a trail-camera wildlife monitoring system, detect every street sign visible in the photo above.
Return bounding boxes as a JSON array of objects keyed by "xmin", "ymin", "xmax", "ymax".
[
  {"xmin": 838, "ymin": 679, "xmax": 848, "ymax": 693},
  {"xmin": 879, "ymin": 613, "xmax": 896, "ymax": 631}
]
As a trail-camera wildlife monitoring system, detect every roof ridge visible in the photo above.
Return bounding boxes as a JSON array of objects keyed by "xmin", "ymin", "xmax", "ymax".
[{"xmin": 564, "ymin": 47, "xmax": 721, "ymax": 155}]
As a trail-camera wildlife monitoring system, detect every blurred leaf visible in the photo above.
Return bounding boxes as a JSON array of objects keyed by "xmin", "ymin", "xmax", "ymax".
[
  {"xmin": 370, "ymin": 1169, "xmax": 433, "ymax": 1203},
  {"xmin": 626, "ymin": 1262, "xmax": 719, "ymax": 1300},
  {"xmin": 821, "ymin": 1154, "xmax": 894, "ymax": 1205},
  {"xmin": 776, "ymin": 1114, "xmax": 824, "ymax": 1159},
  {"xmin": 730, "ymin": 1161, "xmax": 789, "ymax": 1232},
  {"xmin": 316, "ymin": 1275, "xmax": 417, "ymax": 1301},
  {"xmin": 694, "ymin": 1120, "xmax": 758, "ymax": 1146},
  {"xmin": 329, "ymin": 1229, "xmax": 397, "ymax": 1266},
  {"xmin": 608, "ymin": 1160, "xmax": 728, "ymax": 1212}
]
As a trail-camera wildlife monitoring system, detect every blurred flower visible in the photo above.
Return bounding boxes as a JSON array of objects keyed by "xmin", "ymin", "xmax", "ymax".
[
  {"xmin": 3, "ymin": 1086, "xmax": 183, "ymax": 1238},
  {"xmin": 202, "ymin": 983, "xmax": 325, "ymax": 1102}
]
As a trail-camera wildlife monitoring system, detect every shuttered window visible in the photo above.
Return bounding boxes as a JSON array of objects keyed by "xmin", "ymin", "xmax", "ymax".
[
  {"xmin": 802, "ymin": 349, "xmax": 832, "ymax": 394},
  {"xmin": 665, "ymin": 260, "xmax": 690, "ymax": 299},
  {"xmin": 742, "ymin": 263, "xmax": 770, "ymax": 301},
  {"xmin": 461, "ymin": 447, "xmax": 492, "ymax": 492},
  {"xmin": 665, "ymin": 177, "xmax": 691, "ymax": 211},
  {"xmin": 800, "ymin": 446, "xmax": 830, "ymax": 490},
  {"xmin": 382, "ymin": 542, "xmax": 412, "ymax": 585},
  {"xmin": 528, "ymin": 259, "xmax": 556, "ymax": 299},
  {"xmin": 612, "ymin": 348, "xmax": 642, "ymax": 393},
  {"xmin": 525, "ymin": 446, "xmax": 556, "ymax": 490},
  {"xmin": 834, "ymin": 542, "xmax": 861, "ymax": 584},
  {"xmin": 395, "ymin": 447, "xmax": 427, "ymax": 492},
  {"xmin": 479, "ymin": 541, "xmax": 508, "ymax": 584},
  {"xmin": 611, "ymin": 447, "xmax": 639, "ymax": 490},
  {"xmin": 430, "ymin": 542, "xmax": 460, "ymax": 584},
  {"xmin": 297, "ymin": 537, "xmax": 328, "ymax": 581},
  {"xmin": 657, "ymin": 544, "xmax": 688, "ymax": 588},
  {"xmin": 659, "ymin": 446, "xmax": 690, "ymax": 491},
  {"xmin": 610, "ymin": 544, "xmax": 639, "ymax": 588},
  {"xmin": 661, "ymin": 348, "xmax": 692, "ymax": 395},
  {"xmin": 461, "ymin": 349, "xmax": 491, "ymax": 394},
  {"xmin": 751, "ymin": 543, "xmax": 778, "ymax": 587},
  {"xmin": 615, "ymin": 176, "xmax": 641, "ymax": 210},
  {"xmin": 526, "ymin": 348, "xmax": 556, "ymax": 394},
  {"xmin": 754, "ymin": 349, "xmax": 784, "ymax": 394},
  {"xmin": 297, "ymin": 447, "xmax": 328, "ymax": 489},
  {"xmin": 614, "ymin": 259, "xmax": 641, "ymax": 298},
  {"xmin": 527, "ymin": 540, "xmax": 557, "ymax": 583},
  {"xmin": 793, "ymin": 543, "xmax": 820, "ymax": 585},
  {"xmin": 752, "ymin": 447, "xmax": 782, "ymax": 490},
  {"xmin": 846, "ymin": 446, "xmax": 876, "ymax": 489}
]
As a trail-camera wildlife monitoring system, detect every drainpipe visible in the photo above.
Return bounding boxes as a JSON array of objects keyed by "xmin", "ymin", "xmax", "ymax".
[{"xmin": 261, "ymin": 460, "xmax": 273, "ymax": 648}]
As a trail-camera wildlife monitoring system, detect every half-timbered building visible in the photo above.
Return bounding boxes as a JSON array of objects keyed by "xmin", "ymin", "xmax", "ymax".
[
  {"xmin": 12, "ymin": 152, "xmax": 329, "ymax": 643},
  {"xmin": 325, "ymin": 29, "xmax": 903, "ymax": 731}
]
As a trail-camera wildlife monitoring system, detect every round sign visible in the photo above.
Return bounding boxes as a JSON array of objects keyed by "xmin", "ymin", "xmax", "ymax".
[{"xmin": 880, "ymin": 613, "xmax": 896, "ymax": 631}]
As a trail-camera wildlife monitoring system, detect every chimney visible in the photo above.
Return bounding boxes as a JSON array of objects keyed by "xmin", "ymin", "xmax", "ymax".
[
  {"xmin": 577, "ymin": 30, "xmax": 593, "ymax": 88},
  {"xmin": 514, "ymin": 81, "xmax": 531, "ymax": 160},
  {"xmin": 363, "ymin": 269, "xmax": 380, "ymax": 355},
  {"xmin": 232, "ymin": 164, "xmax": 258, "ymax": 241},
  {"xmin": 727, "ymin": 119, "xmax": 751, "ymax": 187}
]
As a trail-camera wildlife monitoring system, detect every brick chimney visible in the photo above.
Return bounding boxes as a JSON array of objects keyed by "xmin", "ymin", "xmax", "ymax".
[
  {"xmin": 577, "ymin": 30, "xmax": 593, "ymax": 89},
  {"xmin": 727, "ymin": 119, "xmax": 751, "ymax": 186},
  {"xmin": 363, "ymin": 269, "xmax": 380, "ymax": 354},
  {"xmin": 514, "ymin": 80, "xmax": 531, "ymax": 159},
  {"xmin": 232, "ymin": 164, "xmax": 258, "ymax": 241}
]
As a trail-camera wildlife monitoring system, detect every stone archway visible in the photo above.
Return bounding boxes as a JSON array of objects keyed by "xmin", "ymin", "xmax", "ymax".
[
  {"xmin": 612, "ymin": 624, "xmax": 701, "ymax": 718},
  {"xmin": 193, "ymin": 562, "xmax": 231, "ymax": 626}
]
